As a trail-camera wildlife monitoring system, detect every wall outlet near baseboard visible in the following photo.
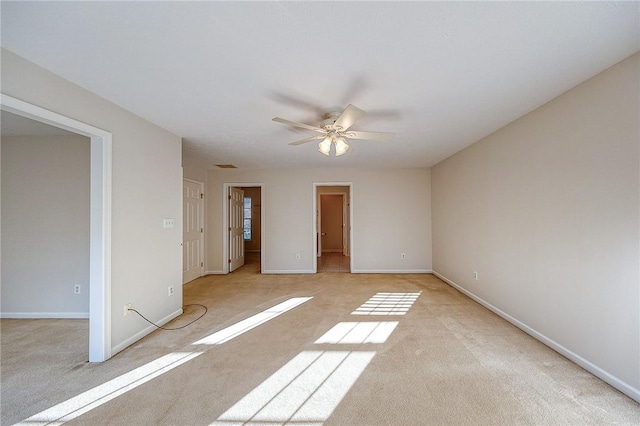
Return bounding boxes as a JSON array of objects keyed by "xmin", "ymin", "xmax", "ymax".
[
  {"xmin": 295, "ymin": 253, "xmax": 300, "ymax": 260},
  {"xmin": 124, "ymin": 303, "xmax": 132, "ymax": 316},
  {"xmin": 168, "ymin": 285, "xmax": 174, "ymax": 296},
  {"xmin": 473, "ymin": 271, "xmax": 478, "ymax": 280},
  {"xmin": 74, "ymin": 284, "xmax": 81, "ymax": 294},
  {"xmin": 401, "ymin": 253, "xmax": 406, "ymax": 259}
]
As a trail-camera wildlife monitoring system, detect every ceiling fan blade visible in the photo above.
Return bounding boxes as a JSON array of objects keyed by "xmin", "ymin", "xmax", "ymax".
[
  {"xmin": 270, "ymin": 92, "xmax": 326, "ymax": 117},
  {"xmin": 272, "ymin": 117, "xmax": 325, "ymax": 133},
  {"xmin": 288, "ymin": 135, "xmax": 324, "ymax": 146},
  {"xmin": 345, "ymin": 130, "xmax": 395, "ymax": 142},
  {"xmin": 333, "ymin": 104, "xmax": 366, "ymax": 131}
]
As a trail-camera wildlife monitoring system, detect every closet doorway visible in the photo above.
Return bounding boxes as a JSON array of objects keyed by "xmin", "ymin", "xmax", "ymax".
[{"xmin": 314, "ymin": 183, "xmax": 352, "ymax": 273}]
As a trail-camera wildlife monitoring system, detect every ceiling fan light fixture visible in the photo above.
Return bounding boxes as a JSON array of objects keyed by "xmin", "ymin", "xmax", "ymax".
[
  {"xmin": 334, "ymin": 137, "xmax": 349, "ymax": 156},
  {"xmin": 318, "ymin": 138, "xmax": 332, "ymax": 156},
  {"xmin": 274, "ymin": 103, "xmax": 394, "ymax": 157}
]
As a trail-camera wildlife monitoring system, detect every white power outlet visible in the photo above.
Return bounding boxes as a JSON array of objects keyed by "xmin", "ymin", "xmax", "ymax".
[
  {"xmin": 168, "ymin": 286, "xmax": 174, "ymax": 296},
  {"xmin": 74, "ymin": 284, "xmax": 81, "ymax": 294},
  {"xmin": 401, "ymin": 253, "xmax": 406, "ymax": 260},
  {"xmin": 295, "ymin": 253, "xmax": 301, "ymax": 260},
  {"xmin": 473, "ymin": 271, "xmax": 478, "ymax": 280},
  {"xmin": 124, "ymin": 303, "xmax": 132, "ymax": 316}
]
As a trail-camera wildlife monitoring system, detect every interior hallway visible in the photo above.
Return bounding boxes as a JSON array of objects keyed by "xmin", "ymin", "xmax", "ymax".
[
  {"xmin": 2, "ymin": 269, "xmax": 639, "ymax": 425},
  {"xmin": 318, "ymin": 252, "xmax": 350, "ymax": 273}
]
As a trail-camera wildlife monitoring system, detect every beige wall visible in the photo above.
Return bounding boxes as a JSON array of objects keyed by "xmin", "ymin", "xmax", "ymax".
[
  {"xmin": 432, "ymin": 53, "xmax": 639, "ymax": 400},
  {"xmin": 2, "ymin": 49, "xmax": 184, "ymax": 354},
  {"xmin": 206, "ymin": 167, "xmax": 432, "ymax": 273},
  {"xmin": 2, "ymin": 135, "xmax": 90, "ymax": 316}
]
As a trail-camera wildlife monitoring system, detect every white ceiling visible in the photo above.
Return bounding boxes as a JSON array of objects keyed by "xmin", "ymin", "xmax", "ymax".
[{"xmin": 1, "ymin": 1, "xmax": 638, "ymax": 169}]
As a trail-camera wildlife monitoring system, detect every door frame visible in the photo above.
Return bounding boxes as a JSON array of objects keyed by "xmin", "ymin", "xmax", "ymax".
[
  {"xmin": 313, "ymin": 182, "xmax": 353, "ymax": 273},
  {"xmin": 222, "ymin": 182, "xmax": 264, "ymax": 274},
  {"xmin": 182, "ymin": 178, "xmax": 205, "ymax": 283},
  {"xmin": 1, "ymin": 94, "xmax": 112, "ymax": 362}
]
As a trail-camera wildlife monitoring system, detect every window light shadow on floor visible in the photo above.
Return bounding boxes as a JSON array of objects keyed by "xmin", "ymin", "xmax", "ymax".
[
  {"xmin": 15, "ymin": 298, "xmax": 314, "ymax": 425},
  {"xmin": 210, "ymin": 351, "xmax": 376, "ymax": 426},
  {"xmin": 212, "ymin": 292, "xmax": 419, "ymax": 424},
  {"xmin": 351, "ymin": 292, "xmax": 421, "ymax": 316},
  {"xmin": 15, "ymin": 352, "xmax": 203, "ymax": 426},
  {"xmin": 15, "ymin": 292, "xmax": 418, "ymax": 425},
  {"xmin": 193, "ymin": 297, "xmax": 313, "ymax": 345},
  {"xmin": 314, "ymin": 321, "xmax": 399, "ymax": 345}
]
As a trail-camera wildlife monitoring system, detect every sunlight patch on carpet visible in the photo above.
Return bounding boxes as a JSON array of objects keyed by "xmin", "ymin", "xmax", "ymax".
[
  {"xmin": 314, "ymin": 321, "xmax": 399, "ymax": 344},
  {"xmin": 210, "ymin": 351, "xmax": 376, "ymax": 425},
  {"xmin": 15, "ymin": 352, "xmax": 203, "ymax": 426},
  {"xmin": 351, "ymin": 292, "xmax": 421, "ymax": 316},
  {"xmin": 193, "ymin": 297, "xmax": 313, "ymax": 345}
]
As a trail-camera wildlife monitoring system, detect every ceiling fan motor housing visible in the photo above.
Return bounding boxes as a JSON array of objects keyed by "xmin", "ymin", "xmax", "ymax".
[{"xmin": 321, "ymin": 111, "xmax": 342, "ymax": 130}]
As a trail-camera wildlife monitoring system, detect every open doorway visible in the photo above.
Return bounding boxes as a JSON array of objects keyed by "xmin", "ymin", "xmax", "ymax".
[
  {"xmin": 1, "ymin": 95, "xmax": 112, "ymax": 362},
  {"xmin": 223, "ymin": 183, "xmax": 264, "ymax": 274},
  {"xmin": 314, "ymin": 183, "xmax": 352, "ymax": 273},
  {"xmin": 241, "ymin": 187, "xmax": 262, "ymax": 272}
]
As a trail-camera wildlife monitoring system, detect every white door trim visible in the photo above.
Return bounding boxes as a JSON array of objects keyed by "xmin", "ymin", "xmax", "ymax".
[
  {"xmin": 222, "ymin": 183, "xmax": 264, "ymax": 274},
  {"xmin": 1, "ymin": 94, "xmax": 112, "ymax": 362},
  {"xmin": 313, "ymin": 182, "xmax": 353, "ymax": 273}
]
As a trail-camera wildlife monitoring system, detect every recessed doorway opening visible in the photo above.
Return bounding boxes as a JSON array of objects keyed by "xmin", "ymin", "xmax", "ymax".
[
  {"xmin": 1, "ymin": 94, "xmax": 112, "ymax": 362},
  {"xmin": 223, "ymin": 183, "xmax": 264, "ymax": 274},
  {"xmin": 313, "ymin": 183, "xmax": 352, "ymax": 273}
]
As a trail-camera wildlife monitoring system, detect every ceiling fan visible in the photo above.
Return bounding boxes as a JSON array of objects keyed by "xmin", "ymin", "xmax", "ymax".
[{"xmin": 272, "ymin": 104, "xmax": 395, "ymax": 156}]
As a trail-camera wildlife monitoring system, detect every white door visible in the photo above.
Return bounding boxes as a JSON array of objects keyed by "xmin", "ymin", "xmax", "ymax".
[
  {"xmin": 229, "ymin": 187, "xmax": 245, "ymax": 272},
  {"xmin": 183, "ymin": 180, "xmax": 204, "ymax": 284}
]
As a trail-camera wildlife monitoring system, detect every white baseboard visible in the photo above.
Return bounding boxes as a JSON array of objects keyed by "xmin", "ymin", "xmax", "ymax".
[
  {"xmin": 259, "ymin": 269, "xmax": 432, "ymax": 274},
  {"xmin": 432, "ymin": 271, "xmax": 640, "ymax": 404},
  {"xmin": 205, "ymin": 270, "xmax": 225, "ymax": 275},
  {"xmin": 351, "ymin": 269, "xmax": 432, "ymax": 274},
  {"xmin": 0, "ymin": 312, "xmax": 90, "ymax": 319},
  {"xmin": 111, "ymin": 308, "xmax": 183, "ymax": 355}
]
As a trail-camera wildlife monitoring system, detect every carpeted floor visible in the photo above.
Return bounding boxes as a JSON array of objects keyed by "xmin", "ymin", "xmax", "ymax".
[{"xmin": 2, "ymin": 261, "xmax": 639, "ymax": 425}]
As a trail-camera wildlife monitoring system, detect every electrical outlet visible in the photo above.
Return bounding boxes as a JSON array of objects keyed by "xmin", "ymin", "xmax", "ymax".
[
  {"xmin": 74, "ymin": 284, "xmax": 81, "ymax": 294},
  {"xmin": 168, "ymin": 286, "xmax": 174, "ymax": 296},
  {"xmin": 473, "ymin": 271, "xmax": 478, "ymax": 280},
  {"xmin": 401, "ymin": 253, "xmax": 406, "ymax": 259},
  {"xmin": 295, "ymin": 253, "xmax": 301, "ymax": 260},
  {"xmin": 124, "ymin": 303, "xmax": 132, "ymax": 316}
]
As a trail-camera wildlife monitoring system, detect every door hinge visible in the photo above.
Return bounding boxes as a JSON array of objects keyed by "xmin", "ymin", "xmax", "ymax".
[
  {"xmin": 200, "ymin": 228, "xmax": 203, "ymax": 233},
  {"xmin": 200, "ymin": 193, "xmax": 204, "ymax": 199},
  {"xmin": 229, "ymin": 226, "xmax": 232, "ymax": 232},
  {"xmin": 228, "ymin": 195, "xmax": 231, "ymax": 200},
  {"xmin": 201, "ymin": 262, "xmax": 204, "ymax": 267},
  {"xmin": 228, "ymin": 259, "xmax": 232, "ymax": 264}
]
